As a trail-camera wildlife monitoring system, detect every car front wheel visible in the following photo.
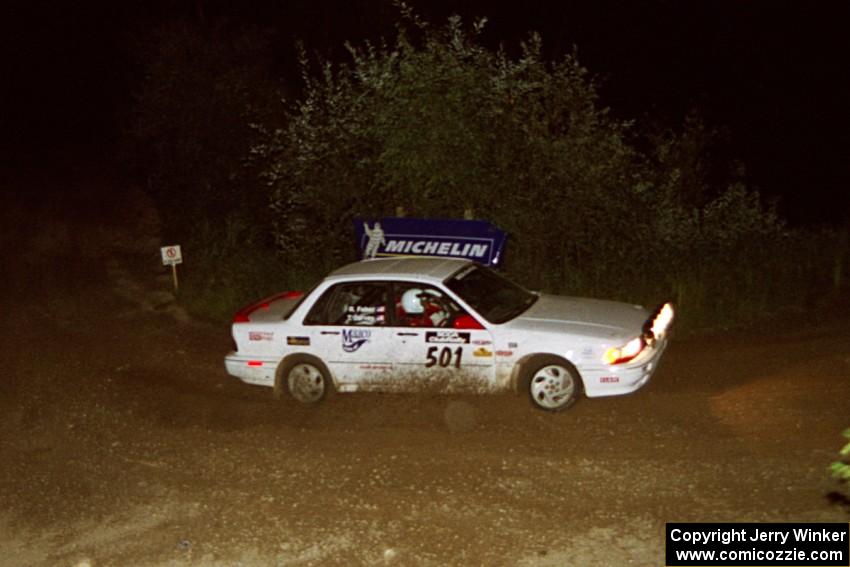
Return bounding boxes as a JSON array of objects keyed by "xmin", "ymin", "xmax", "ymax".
[
  {"xmin": 281, "ymin": 356, "xmax": 332, "ymax": 404},
  {"xmin": 524, "ymin": 357, "xmax": 581, "ymax": 411}
]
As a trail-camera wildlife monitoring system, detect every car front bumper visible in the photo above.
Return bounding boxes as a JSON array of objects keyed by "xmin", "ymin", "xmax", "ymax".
[{"xmin": 581, "ymin": 337, "xmax": 670, "ymax": 397}]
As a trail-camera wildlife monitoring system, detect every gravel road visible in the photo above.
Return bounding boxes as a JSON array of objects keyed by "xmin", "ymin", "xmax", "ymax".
[{"xmin": 1, "ymin": 171, "xmax": 848, "ymax": 566}]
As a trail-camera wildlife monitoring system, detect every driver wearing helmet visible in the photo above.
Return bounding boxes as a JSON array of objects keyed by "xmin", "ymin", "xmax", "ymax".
[{"xmin": 399, "ymin": 288, "xmax": 448, "ymax": 327}]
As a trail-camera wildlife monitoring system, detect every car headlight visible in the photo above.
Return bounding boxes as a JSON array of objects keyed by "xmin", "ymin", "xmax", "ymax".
[
  {"xmin": 602, "ymin": 336, "xmax": 645, "ymax": 365},
  {"xmin": 649, "ymin": 302, "xmax": 674, "ymax": 339}
]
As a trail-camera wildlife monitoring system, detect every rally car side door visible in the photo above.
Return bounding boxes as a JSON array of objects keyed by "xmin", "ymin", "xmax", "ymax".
[
  {"xmin": 387, "ymin": 282, "xmax": 496, "ymax": 392},
  {"xmin": 302, "ymin": 281, "xmax": 395, "ymax": 390}
]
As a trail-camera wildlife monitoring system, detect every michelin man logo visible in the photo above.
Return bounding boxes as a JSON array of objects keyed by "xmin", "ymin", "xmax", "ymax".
[{"xmin": 363, "ymin": 222, "xmax": 387, "ymax": 259}]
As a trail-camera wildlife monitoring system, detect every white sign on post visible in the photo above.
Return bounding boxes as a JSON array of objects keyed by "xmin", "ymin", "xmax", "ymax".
[
  {"xmin": 160, "ymin": 245, "xmax": 182, "ymax": 291},
  {"xmin": 161, "ymin": 245, "xmax": 183, "ymax": 266}
]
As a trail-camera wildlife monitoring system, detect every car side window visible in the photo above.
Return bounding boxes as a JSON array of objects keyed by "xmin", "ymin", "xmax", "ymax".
[
  {"xmin": 392, "ymin": 282, "xmax": 464, "ymax": 328},
  {"xmin": 305, "ymin": 282, "xmax": 389, "ymax": 326}
]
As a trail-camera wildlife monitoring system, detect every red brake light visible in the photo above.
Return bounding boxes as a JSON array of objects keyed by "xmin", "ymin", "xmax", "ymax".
[{"xmin": 233, "ymin": 291, "xmax": 304, "ymax": 323}]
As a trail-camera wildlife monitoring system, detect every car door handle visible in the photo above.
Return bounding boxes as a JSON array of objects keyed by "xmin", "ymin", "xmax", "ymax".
[
  {"xmin": 321, "ymin": 331, "xmax": 340, "ymax": 335},
  {"xmin": 396, "ymin": 332, "xmax": 419, "ymax": 337}
]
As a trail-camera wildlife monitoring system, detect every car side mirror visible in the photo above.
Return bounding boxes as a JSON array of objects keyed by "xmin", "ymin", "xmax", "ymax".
[{"xmin": 453, "ymin": 314, "xmax": 484, "ymax": 330}]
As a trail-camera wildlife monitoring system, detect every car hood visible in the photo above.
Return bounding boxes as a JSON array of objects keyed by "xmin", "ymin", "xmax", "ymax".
[{"xmin": 506, "ymin": 294, "xmax": 649, "ymax": 339}]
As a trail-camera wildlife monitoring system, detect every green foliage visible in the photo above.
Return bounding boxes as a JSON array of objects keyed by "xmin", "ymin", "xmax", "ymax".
[
  {"xmin": 129, "ymin": 21, "xmax": 280, "ymax": 240},
  {"xmin": 254, "ymin": 13, "xmax": 647, "ymax": 289},
  {"xmin": 831, "ymin": 429, "xmax": 850, "ymax": 491},
  {"xmin": 127, "ymin": 21, "xmax": 291, "ymax": 320},
  {"xmin": 131, "ymin": 9, "xmax": 845, "ymax": 327},
  {"xmin": 178, "ymin": 215, "xmax": 316, "ymax": 322},
  {"xmin": 252, "ymin": 10, "xmax": 823, "ymax": 329}
]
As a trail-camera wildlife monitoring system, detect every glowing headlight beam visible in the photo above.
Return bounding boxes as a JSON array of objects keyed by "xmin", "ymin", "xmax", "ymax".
[
  {"xmin": 603, "ymin": 336, "xmax": 645, "ymax": 365},
  {"xmin": 650, "ymin": 302, "xmax": 674, "ymax": 338}
]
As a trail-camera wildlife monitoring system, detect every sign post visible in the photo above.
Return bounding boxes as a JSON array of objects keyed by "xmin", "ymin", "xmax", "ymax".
[{"xmin": 160, "ymin": 245, "xmax": 183, "ymax": 291}]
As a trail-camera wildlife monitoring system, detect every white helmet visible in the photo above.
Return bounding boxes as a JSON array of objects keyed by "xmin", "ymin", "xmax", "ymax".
[{"xmin": 401, "ymin": 288, "xmax": 425, "ymax": 314}]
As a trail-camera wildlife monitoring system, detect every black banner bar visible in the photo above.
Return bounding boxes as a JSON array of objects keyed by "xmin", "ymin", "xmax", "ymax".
[{"xmin": 666, "ymin": 523, "xmax": 849, "ymax": 566}]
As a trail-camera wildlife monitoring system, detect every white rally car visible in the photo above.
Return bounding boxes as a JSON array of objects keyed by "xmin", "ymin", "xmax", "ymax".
[{"xmin": 225, "ymin": 257, "xmax": 673, "ymax": 411}]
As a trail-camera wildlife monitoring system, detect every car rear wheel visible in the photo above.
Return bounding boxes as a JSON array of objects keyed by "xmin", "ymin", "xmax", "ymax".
[
  {"xmin": 282, "ymin": 357, "xmax": 332, "ymax": 404},
  {"xmin": 524, "ymin": 357, "xmax": 581, "ymax": 411}
]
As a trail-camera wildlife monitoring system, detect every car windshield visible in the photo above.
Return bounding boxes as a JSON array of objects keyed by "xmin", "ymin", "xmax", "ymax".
[{"xmin": 444, "ymin": 264, "xmax": 537, "ymax": 324}]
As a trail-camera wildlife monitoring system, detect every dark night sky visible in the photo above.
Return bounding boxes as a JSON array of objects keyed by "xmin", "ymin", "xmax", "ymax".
[{"xmin": 2, "ymin": 0, "xmax": 848, "ymax": 225}]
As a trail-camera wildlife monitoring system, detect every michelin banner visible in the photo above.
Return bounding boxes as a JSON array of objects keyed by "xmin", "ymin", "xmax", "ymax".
[{"xmin": 355, "ymin": 218, "xmax": 507, "ymax": 267}]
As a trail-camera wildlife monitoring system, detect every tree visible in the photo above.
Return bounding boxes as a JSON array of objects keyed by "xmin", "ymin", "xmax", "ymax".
[
  {"xmin": 250, "ymin": 8, "xmax": 796, "ymax": 328},
  {"xmin": 129, "ymin": 21, "xmax": 280, "ymax": 239},
  {"xmin": 255, "ymin": 12, "xmax": 643, "ymax": 288}
]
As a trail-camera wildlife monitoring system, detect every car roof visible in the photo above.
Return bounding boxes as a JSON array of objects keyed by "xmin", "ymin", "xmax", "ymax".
[{"xmin": 326, "ymin": 257, "xmax": 473, "ymax": 283}]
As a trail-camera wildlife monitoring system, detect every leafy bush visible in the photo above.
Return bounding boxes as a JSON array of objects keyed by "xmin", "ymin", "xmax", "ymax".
[
  {"xmin": 832, "ymin": 429, "xmax": 850, "ymax": 496},
  {"xmin": 130, "ymin": 9, "xmax": 845, "ymax": 328},
  {"xmin": 252, "ymin": 14, "xmax": 654, "ymax": 289},
  {"xmin": 177, "ymin": 216, "xmax": 317, "ymax": 322},
  {"xmin": 252, "ymin": 10, "xmax": 812, "ymax": 330}
]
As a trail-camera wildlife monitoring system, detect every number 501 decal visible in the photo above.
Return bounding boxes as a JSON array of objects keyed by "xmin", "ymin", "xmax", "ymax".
[{"xmin": 425, "ymin": 346, "xmax": 462, "ymax": 368}]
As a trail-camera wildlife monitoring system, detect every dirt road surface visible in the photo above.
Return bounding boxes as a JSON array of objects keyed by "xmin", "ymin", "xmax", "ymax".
[{"xmin": 1, "ymin": 169, "xmax": 848, "ymax": 566}]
